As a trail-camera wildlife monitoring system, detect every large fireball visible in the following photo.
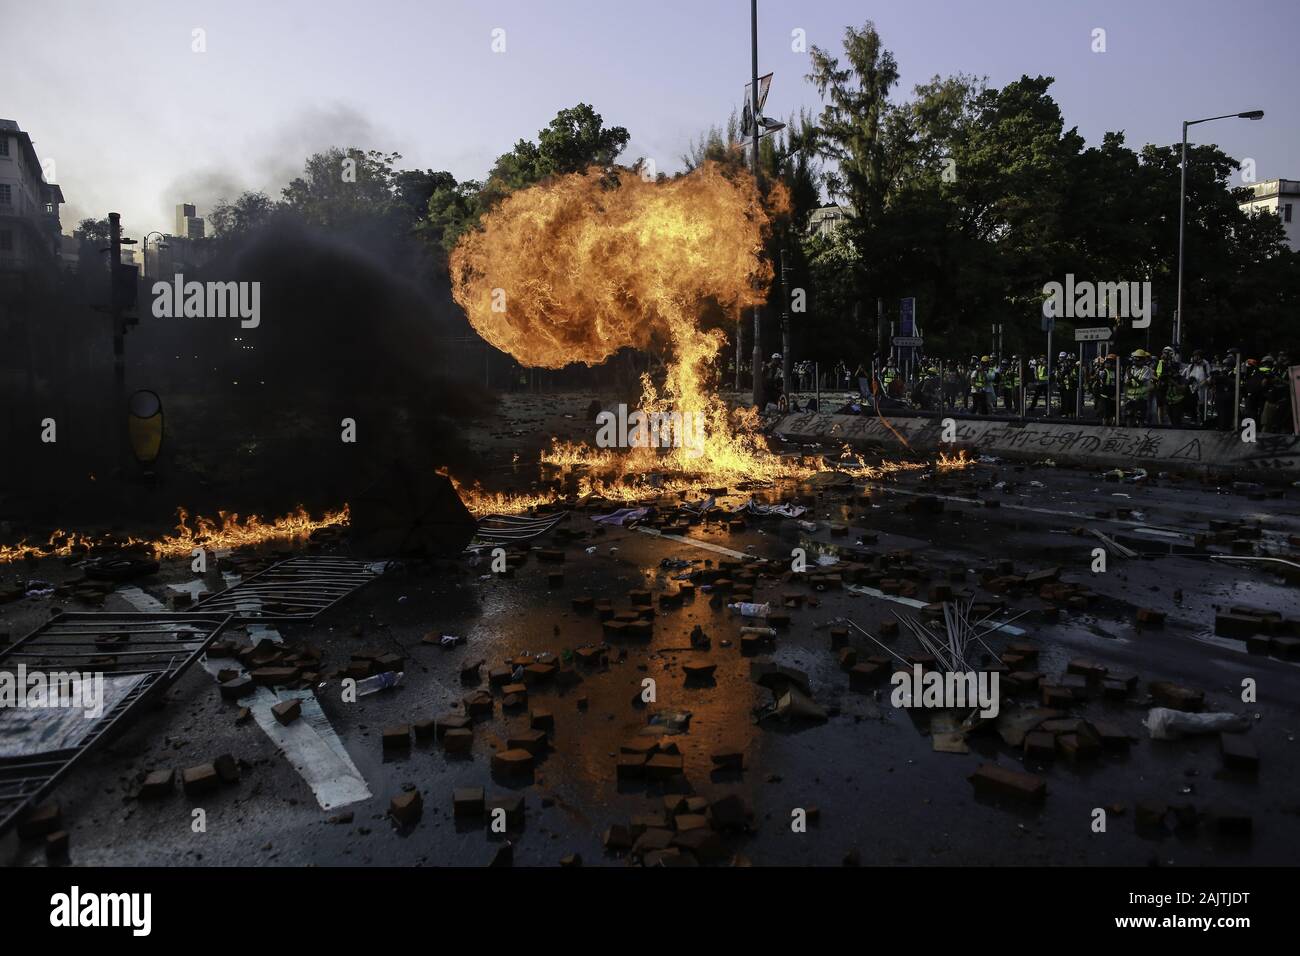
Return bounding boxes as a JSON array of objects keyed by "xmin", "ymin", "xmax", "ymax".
[{"xmin": 449, "ymin": 161, "xmax": 773, "ymax": 370}]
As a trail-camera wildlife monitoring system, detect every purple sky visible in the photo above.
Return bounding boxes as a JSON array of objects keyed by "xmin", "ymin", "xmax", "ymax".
[{"xmin": 5, "ymin": 0, "xmax": 1296, "ymax": 236}]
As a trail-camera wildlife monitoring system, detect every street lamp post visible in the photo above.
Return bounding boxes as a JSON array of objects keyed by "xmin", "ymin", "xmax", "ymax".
[
  {"xmin": 1175, "ymin": 109, "xmax": 1263, "ymax": 350},
  {"xmin": 142, "ymin": 231, "xmax": 168, "ymax": 281}
]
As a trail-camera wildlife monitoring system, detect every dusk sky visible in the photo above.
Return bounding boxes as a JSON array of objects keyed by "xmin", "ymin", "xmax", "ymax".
[{"xmin": 5, "ymin": 0, "xmax": 1297, "ymax": 235}]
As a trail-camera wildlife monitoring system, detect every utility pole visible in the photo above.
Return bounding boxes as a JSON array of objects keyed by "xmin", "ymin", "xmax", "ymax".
[
  {"xmin": 108, "ymin": 212, "xmax": 127, "ymax": 471},
  {"xmin": 749, "ymin": 0, "xmax": 764, "ymax": 409},
  {"xmin": 780, "ymin": 246, "xmax": 792, "ymax": 400},
  {"xmin": 875, "ymin": 297, "xmax": 883, "ymax": 377}
]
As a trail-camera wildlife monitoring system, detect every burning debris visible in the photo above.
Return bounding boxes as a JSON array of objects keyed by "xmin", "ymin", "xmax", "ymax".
[
  {"xmin": 0, "ymin": 505, "xmax": 350, "ymax": 565},
  {"xmin": 448, "ymin": 163, "xmax": 825, "ymax": 503}
]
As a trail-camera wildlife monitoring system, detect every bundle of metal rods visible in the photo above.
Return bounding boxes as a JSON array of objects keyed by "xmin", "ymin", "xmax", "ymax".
[{"xmin": 838, "ymin": 599, "xmax": 1029, "ymax": 673}]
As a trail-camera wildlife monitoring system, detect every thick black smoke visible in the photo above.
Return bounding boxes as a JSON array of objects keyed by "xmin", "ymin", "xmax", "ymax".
[{"xmin": 1, "ymin": 215, "xmax": 494, "ymax": 529}]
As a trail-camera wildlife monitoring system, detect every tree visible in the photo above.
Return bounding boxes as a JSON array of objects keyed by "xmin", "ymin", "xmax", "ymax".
[
  {"xmin": 208, "ymin": 191, "xmax": 276, "ymax": 241},
  {"xmin": 424, "ymin": 104, "xmax": 631, "ymax": 254},
  {"xmin": 392, "ymin": 169, "xmax": 457, "ymax": 226},
  {"xmin": 280, "ymin": 148, "xmax": 402, "ymax": 229},
  {"xmin": 806, "ymin": 22, "xmax": 901, "ymax": 233},
  {"xmin": 681, "ymin": 110, "xmax": 745, "ymax": 172}
]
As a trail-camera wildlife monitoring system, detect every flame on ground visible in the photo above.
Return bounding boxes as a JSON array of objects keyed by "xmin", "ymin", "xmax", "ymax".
[
  {"xmin": 449, "ymin": 164, "xmax": 977, "ymax": 515},
  {"xmin": 0, "ymin": 505, "xmax": 349, "ymax": 565},
  {"xmin": 447, "ymin": 162, "xmax": 972, "ymax": 517},
  {"xmin": 454, "ymin": 448, "xmax": 974, "ymax": 517},
  {"xmin": 450, "ymin": 162, "xmax": 809, "ymax": 491}
]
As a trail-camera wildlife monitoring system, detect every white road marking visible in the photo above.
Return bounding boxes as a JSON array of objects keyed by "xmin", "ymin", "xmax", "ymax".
[
  {"xmin": 123, "ymin": 573, "xmax": 367, "ymax": 809},
  {"xmin": 115, "ymin": 586, "xmax": 166, "ymax": 612},
  {"xmin": 248, "ymin": 687, "xmax": 371, "ymax": 811},
  {"xmin": 635, "ymin": 527, "xmax": 756, "ymax": 561}
]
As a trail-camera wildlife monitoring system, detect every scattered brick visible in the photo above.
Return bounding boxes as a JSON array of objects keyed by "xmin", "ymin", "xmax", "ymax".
[
  {"xmin": 213, "ymin": 754, "xmax": 240, "ymax": 785},
  {"xmin": 181, "ymin": 764, "xmax": 220, "ymax": 796},
  {"xmin": 507, "ymin": 729, "xmax": 548, "ymax": 754},
  {"xmin": 139, "ymin": 769, "xmax": 176, "ymax": 799},
  {"xmin": 1023, "ymin": 731, "xmax": 1056, "ymax": 760},
  {"xmin": 435, "ymin": 713, "xmax": 471, "ymax": 737},
  {"xmin": 1220, "ymin": 734, "xmax": 1259, "ymax": 773},
  {"xmin": 453, "ymin": 787, "xmax": 485, "ymax": 818},
  {"xmin": 488, "ymin": 795, "xmax": 526, "ymax": 829},
  {"xmin": 491, "ymin": 748, "xmax": 535, "ymax": 777},
  {"xmin": 219, "ymin": 675, "xmax": 255, "ymax": 700},
  {"xmin": 968, "ymin": 763, "xmax": 1046, "ymax": 804},
  {"xmin": 673, "ymin": 828, "xmax": 727, "ymax": 863},
  {"xmin": 1149, "ymin": 681, "xmax": 1204, "ymax": 712},
  {"xmin": 1135, "ymin": 608, "xmax": 1165, "ymax": 629},
  {"xmin": 382, "ymin": 725, "xmax": 411, "ymax": 750},
  {"xmin": 251, "ymin": 666, "xmax": 300, "ymax": 686},
  {"xmin": 389, "ymin": 790, "xmax": 423, "ymax": 826},
  {"xmin": 272, "ymin": 699, "xmax": 302, "ymax": 725},
  {"xmin": 616, "ymin": 754, "xmax": 648, "ymax": 779}
]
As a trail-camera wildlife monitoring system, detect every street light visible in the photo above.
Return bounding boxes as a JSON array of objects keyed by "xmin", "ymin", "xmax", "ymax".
[
  {"xmin": 1174, "ymin": 109, "xmax": 1264, "ymax": 349},
  {"xmin": 142, "ymin": 231, "xmax": 169, "ymax": 281}
]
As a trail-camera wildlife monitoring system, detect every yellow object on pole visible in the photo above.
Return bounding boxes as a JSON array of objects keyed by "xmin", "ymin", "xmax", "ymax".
[{"xmin": 127, "ymin": 390, "xmax": 163, "ymax": 465}]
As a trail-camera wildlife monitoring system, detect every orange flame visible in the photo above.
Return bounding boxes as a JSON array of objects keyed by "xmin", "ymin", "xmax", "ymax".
[
  {"xmin": 446, "ymin": 161, "xmax": 972, "ymax": 518},
  {"xmin": 450, "ymin": 162, "xmax": 803, "ymax": 490},
  {"xmin": 0, "ymin": 506, "xmax": 349, "ymax": 565}
]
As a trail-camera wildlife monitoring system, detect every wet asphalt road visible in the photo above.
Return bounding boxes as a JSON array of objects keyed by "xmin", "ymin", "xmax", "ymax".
[{"xmin": 2, "ymin": 450, "xmax": 1298, "ymax": 867}]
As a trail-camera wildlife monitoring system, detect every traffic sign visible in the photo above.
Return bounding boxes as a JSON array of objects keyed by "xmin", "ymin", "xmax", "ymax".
[
  {"xmin": 1074, "ymin": 327, "xmax": 1112, "ymax": 342},
  {"xmin": 892, "ymin": 336, "xmax": 923, "ymax": 347},
  {"xmin": 899, "ymin": 298, "xmax": 916, "ymax": 336}
]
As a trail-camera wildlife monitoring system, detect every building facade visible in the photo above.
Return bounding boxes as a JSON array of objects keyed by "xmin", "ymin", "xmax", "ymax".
[
  {"xmin": 808, "ymin": 203, "xmax": 851, "ymax": 240},
  {"xmin": 0, "ymin": 119, "xmax": 65, "ymax": 286},
  {"xmin": 175, "ymin": 202, "xmax": 205, "ymax": 241},
  {"xmin": 1238, "ymin": 178, "xmax": 1300, "ymax": 251}
]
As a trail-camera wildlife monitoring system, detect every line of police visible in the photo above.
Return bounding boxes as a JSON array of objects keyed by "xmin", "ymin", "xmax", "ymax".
[{"xmin": 866, "ymin": 348, "xmax": 1293, "ymax": 432}]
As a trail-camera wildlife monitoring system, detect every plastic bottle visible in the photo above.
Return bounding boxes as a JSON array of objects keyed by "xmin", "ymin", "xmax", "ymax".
[
  {"xmin": 355, "ymin": 671, "xmax": 404, "ymax": 696},
  {"xmin": 728, "ymin": 602, "xmax": 770, "ymax": 618}
]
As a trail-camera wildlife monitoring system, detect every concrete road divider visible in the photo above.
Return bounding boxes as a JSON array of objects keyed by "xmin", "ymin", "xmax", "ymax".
[{"xmin": 774, "ymin": 411, "xmax": 1300, "ymax": 482}]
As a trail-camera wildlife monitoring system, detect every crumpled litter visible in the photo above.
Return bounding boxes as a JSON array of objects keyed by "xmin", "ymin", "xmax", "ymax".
[
  {"xmin": 1145, "ymin": 707, "xmax": 1250, "ymax": 739},
  {"xmin": 648, "ymin": 709, "xmax": 692, "ymax": 733},
  {"xmin": 592, "ymin": 507, "xmax": 649, "ymax": 526},
  {"xmin": 729, "ymin": 498, "xmax": 808, "ymax": 519},
  {"xmin": 680, "ymin": 496, "xmax": 716, "ymax": 515}
]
